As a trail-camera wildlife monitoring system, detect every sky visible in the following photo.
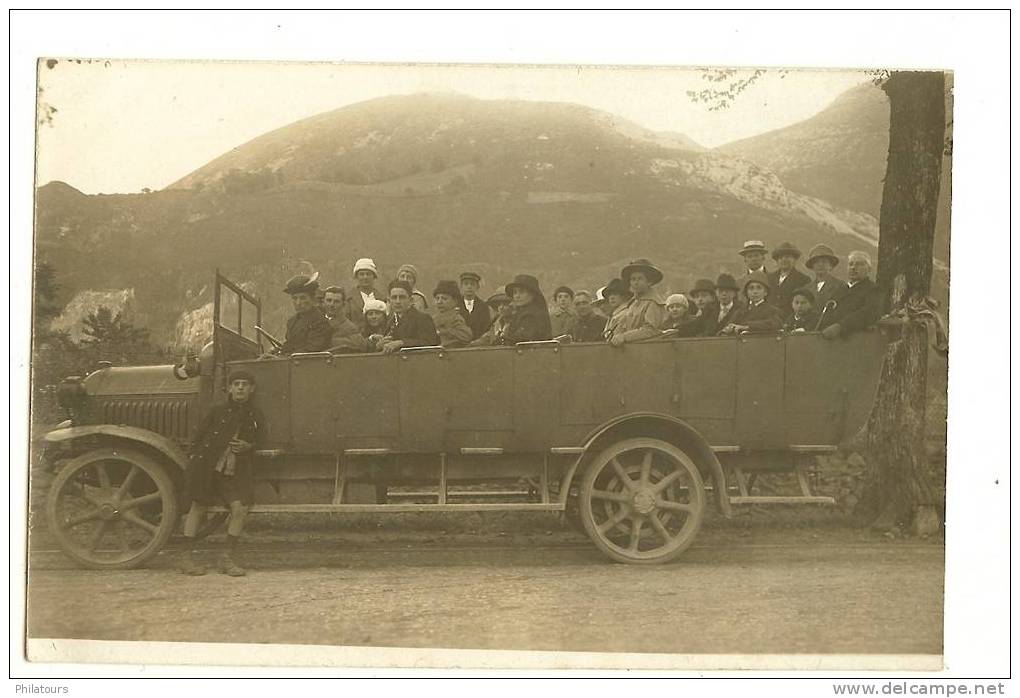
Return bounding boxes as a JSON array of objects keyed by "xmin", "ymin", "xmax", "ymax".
[{"xmin": 35, "ymin": 60, "xmax": 868, "ymax": 195}]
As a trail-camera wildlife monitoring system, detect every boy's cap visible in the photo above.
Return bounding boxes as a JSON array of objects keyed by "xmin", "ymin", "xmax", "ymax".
[
  {"xmin": 353, "ymin": 258, "xmax": 379, "ymax": 277},
  {"xmin": 284, "ymin": 272, "xmax": 320, "ymax": 295},
  {"xmin": 791, "ymin": 287, "xmax": 816, "ymax": 303},
  {"xmin": 459, "ymin": 271, "xmax": 482, "ymax": 284},
  {"xmin": 743, "ymin": 270, "xmax": 771, "ymax": 294},
  {"xmin": 689, "ymin": 278, "xmax": 716, "ymax": 295},
  {"xmin": 228, "ymin": 369, "xmax": 256, "ymax": 384},
  {"xmin": 553, "ymin": 285, "xmax": 575, "ymax": 298},
  {"xmin": 715, "ymin": 273, "xmax": 739, "ymax": 291},
  {"xmin": 739, "ymin": 240, "xmax": 768, "ymax": 256}
]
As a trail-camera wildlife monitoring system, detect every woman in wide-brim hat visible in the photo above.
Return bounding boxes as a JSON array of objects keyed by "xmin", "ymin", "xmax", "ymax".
[
  {"xmin": 503, "ymin": 274, "xmax": 552, "ymax": 344},
  {"xmin": 620, "ymin": 258, "xmax": 664, "ymax": 287},
  {"xmin": 606, "ymin": 260, "xmax": 667, "ymax": 346},
  {"xmin": 805, "ymin": 244, "xmax": 840, "ymax": 270}
]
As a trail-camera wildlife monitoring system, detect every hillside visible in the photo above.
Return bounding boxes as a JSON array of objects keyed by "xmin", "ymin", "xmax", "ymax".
[
  {"xmin": 36, "ymin": 93, "xmax": 884, "ymax": 351},
  {"xmin": 719, "ymin": 82, "xmax": 890, "ymax": 218}
]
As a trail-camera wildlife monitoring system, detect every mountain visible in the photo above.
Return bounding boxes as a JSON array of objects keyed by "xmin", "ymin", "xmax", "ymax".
[
  {"xmin": 35, "ymin": 93, "xmax": 882, "ymax": 351},
  {"xmin": 719, "ymin": 82, "xmax": 890, "ymax": 218}
]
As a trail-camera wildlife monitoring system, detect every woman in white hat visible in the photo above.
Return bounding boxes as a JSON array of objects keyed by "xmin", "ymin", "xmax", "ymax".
[{"xmin": 346, "ymin": 257, "xmax": 380, "ymax": 321}]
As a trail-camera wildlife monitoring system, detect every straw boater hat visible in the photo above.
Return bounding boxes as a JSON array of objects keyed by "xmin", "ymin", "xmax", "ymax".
[
  {"xmin": 283, "ymin": 272, "xmax": 320, "ymax": 295},
  {"xmin": 689, "ymin": 278, "xmax": 716, "ymax": 296},
  {"xmin": 620, "ymin": 259, "xmax": 663, "ymax": 286},
  {"xmin": 742, "ymin": 270, "xmax": 771, "ymax": 296},
  {"xmin": 505, "ymin": 274, "xmax": 544, "ymax": 299},
  {"xmin": 771, "ymin": 241, "xmax": 802, "ymax": 261},
  {"xmin": 353, "ymin": 258, "xmax": 379, "ymax": 278},
  {"xmin": 739, "ymin": 240, "xmax": 769, "ymax": 257},
  {"xmin": 805, "ymin": 244, "xmax": 840, "ymax": 270},
  {"xmin": 433, "ymin": 280, "xmax": 462, "ymax": 300},
  {"xmin": 715, "ymin": 273, "xmax": 739, "ymax": 292}
]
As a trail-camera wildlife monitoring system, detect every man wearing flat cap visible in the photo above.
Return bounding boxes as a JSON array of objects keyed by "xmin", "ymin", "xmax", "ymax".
[
  {"xmin": 605, "ymin": 259, "xmax": 667, "ymax": 346},
  {"xmin": 767, "ymin": 241, "xmax": 811, "ymax": 318},
  {"xmin": 274, "ymin": 273, "xmax": 333, "ymax": 355},
  {"xmin": 457, "ymin": 271, "xmax": 491, "ymax": 340}
]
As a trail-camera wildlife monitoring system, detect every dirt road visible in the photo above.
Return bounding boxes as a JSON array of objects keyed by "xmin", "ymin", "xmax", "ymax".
[{"xmin": 26, "ymin": 525, "xmax": 943, "ymax": 656}]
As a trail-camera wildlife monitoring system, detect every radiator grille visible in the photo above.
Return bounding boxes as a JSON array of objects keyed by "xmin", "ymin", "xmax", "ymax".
[{"xmin": 98, "ymin": 399, "xmax": 191, "ymax": 440}]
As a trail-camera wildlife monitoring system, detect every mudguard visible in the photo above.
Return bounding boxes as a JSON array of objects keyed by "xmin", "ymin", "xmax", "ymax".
[{"xmin": 43, "ymin": 424, "xmax": 190, "ymax": 472}]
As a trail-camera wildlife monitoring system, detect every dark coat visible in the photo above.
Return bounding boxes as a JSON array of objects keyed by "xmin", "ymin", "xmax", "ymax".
[
  {"xmin": 663, "ymin": 315, "xmax": 703, "ymax": 338},
  {"xmin": 811, "ymin": 276, "xmax": 849, "ymax": 309},
  {"xmin": 502, "ymin": 301, "xmax": 552, "ymax": 344},
  {"xmin": 277, "ymin": 307, "xmax": 332, "ymax": 355},
  {"xmin": 767, "ymin": 268, "xmax": 812, "ymax": 316},
  {"xmin": 700, "ymin": 301, "xmax": 741, "ymax": 336},
  {"xmin": 187, "ymin": 399, "xmax": 263, "ymax": 506},
  {"xmin": 817, "ymin": 278, "xmax": 884, "ymax": 335},
  {"xmin": 385, "ymin": 306, "xmax": 440, "ymax": 348},
  {"xmin": 572, "ymin": 312, "xmax": 608, "ymax": 343},
  {"xmin": 734, "ymin": 300, "xmax": 784, "ymax": 333},
  {"xmin": 457, "ymin": 297, "xmax": 492, "ymax": 340},
  {"xmin": 783, "ymin": 310, "xmax": 820, "ymax": 332}
]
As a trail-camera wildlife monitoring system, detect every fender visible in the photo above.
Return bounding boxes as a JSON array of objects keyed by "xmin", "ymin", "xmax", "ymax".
[
  {"xmin": 43, "ymin": 424, "xmax": 190, "ymax": 472},
  {"xmin": 563, "ymin": 411, "xmax": 732, "ymax": 518}
]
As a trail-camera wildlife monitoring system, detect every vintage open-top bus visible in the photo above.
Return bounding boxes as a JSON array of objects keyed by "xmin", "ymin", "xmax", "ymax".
[{"xmin": 42, "ymin": 272, "xmax": 889, "ymax": 568}]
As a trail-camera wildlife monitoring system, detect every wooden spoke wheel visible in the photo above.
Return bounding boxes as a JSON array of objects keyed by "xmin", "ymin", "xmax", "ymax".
[
  {"xmin": 46, "ymin": 448, "xmax": 178, "ymax": 569},
  {"xmin": 579, "ymin": 437, "xmax": 706, "ymax": 564}
]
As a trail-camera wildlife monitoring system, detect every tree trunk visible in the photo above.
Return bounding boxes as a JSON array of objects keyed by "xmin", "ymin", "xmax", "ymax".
[{"xmin": 855, "ymin": 71, "xmax": 946, "ymax": 536}]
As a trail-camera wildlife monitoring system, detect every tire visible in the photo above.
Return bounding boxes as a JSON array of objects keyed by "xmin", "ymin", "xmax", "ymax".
[
  {"xmin": 579, "ymin": 437, "xmax": 706, "ymax": 564},
  {"xmin": 45, "ymin": 447, "xmax": 178, "ymax": 570}
]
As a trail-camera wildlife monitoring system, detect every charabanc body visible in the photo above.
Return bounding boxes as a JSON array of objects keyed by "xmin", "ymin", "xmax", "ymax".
[{"xmin": 42, "ymin": 273, "xmax": 888, "ymax": 568}]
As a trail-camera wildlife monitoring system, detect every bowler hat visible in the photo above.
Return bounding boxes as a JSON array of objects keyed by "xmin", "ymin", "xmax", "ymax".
[
  {"xmin": 459, "ymin": 271, "xmax": 482, "ymax": 284},
  {"xmin": 743, "ymin": 270, "xmax": 771, "ymax": 295},
  {"xmin": 284, "ymin": 272, "xmax": 320, "ymax": 295},
  {"xmin": 689, "ymin": 278, "xmax": 716, "ymax": 296},
  {"xmin": 505, "ymin": 274, "xmax": 543, "ymax": 299},
  {"xmin": 486, "ymin": 291, "xmax": 510, "ymax": 308},
  {"xmin": 433, "ymin": 280, "xmax": 462, "ymax": 300},
  {"xmin": 620, "ymin": 258, "xmax": 663, "ymax": 286},
  {"xmin": 791, "ymin": 286, "xmax": 815, "ymax": 303},
  {"xmin": 771, "ymin": 241, "xmax": 802, "ymax": 261},
  {"xmin": 604, "ymin": 278, "xmax": 633, "ymax": 298},
  {"xmin": 739, "ymin": 240, "xmax": 768, "ymax": 256},
  {"xmin": 806, "ymin": 244, "xmax": 840, "ymax": 270},
  {"xmin": 715, "ymin": 273, "xmax": 739, "ymax": 292}
]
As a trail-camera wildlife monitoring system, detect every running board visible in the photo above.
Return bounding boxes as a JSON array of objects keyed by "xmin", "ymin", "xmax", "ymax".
[
  {"xmin": 212, "ymin": 503, "xmax": 565, "ymax": 514},
  {"xmin": 729, "ymin": 495, "xmax": 836, "ymax": 506}
]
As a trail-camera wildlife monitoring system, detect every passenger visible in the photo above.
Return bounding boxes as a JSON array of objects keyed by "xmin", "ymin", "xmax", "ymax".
[
  {"xmin": 767, "ymin": 242, "xmax": 811, "ymax": 317},
  {"xmin": 571, "ymin": 290, "xmax": 607, "ymax": 343},
  {"xmin": 605, "ymin": 259, "xmax": 667, "ymax": 347},
  {"xmin": 805, "ymin": 243, "xmax": 849, "ymax": 308},
  {"xmin": 396, "ymin": 264, "xmax": 421, "ymax": 296},
  {"xmin": 687, "ymin": 278, "xmax": 716, "ymax": 336},
  {"xmin": 737, "ymin": 239, "xmax": 770, "ymax": 298},
  {"xmin": 783, "ymin": 287, "xmax": 819, "ymax": 333},
  {"xmin": 817, "ymin": 251, "xmax": 884, "ymax": 339},
  {"xmin": 410, "ymin": 289, "xmax": 429, "ymax": 313},
  {"xmin": 592, "ymin": 286, "xmax": 610, "ymax": 320},
  {"xmin": 432, "ymin": 280, "xmax": 474, "ymax": 348},
  {"xmin": 179, "ymin": 370, "xmax": 262, "ymax": 577},
  {"xmin": 701, "ymin": 273, "xmax": 741, "ymax": 336},
  {"xmin": 662, "ymin": 293, "xmax": 701, "ymax": 337},
  {"xmin": 471, "ymin": 291, "xmax": 513, "ymax": 346},
  {"xmin": 345, "ymin": 257, "xmax": 381, "ymax": 321},
  {"xmin": 602, "ymin": 278, "xmax": 633, "ymax": 316},
  {"xmin": 322, "ymin": 285, "xmax": 364, "ymax": 353},
  {"xmin": 379, "ymin": 279, "xmax": 440, "ymax": 354},
  {"xmin": 502, "ymin": 274, "xmax": 552, "ymax": 344},
  {"xmin": 457, "ymin": 272, "xmax": 491, "ymax": 340},
  {"xmin": 720, "ymin": 271, "xmax": 784, "ymax": 335},
  {"xmin": 274, "ymin": 274, "xmax": 332, "ymax": 355},
  {"xmin": 550, "ymin": 286, "xmax": 578, "ymax": 339},
  {"xmin": 359, "ymin": 298, "xmax": 390, "ymax": 352}
]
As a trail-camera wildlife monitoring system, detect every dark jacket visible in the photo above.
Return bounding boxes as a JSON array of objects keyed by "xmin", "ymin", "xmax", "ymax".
[
  {"xmin": 502, "ymin": 301, "xmax": 552, "ymax": 344},
  {"xmin": 734, "ymin": 300, "xmax": 784, "ymax": 333},
  {"xmin": 187, "ymin": 399, "xmax": 263, "ymax": 505},
  {"xmin": 385, "ymin": 306, "xmax": 440, "ymax": 348},
  {"xmin": 327, "ymin": 314, "xmax": 367, "ymax": 354},
  {"xmin": 663, "ymin": 314, "xmax": 703, "ymax": 338},
  {"xmin": 700, "ymin": 301, "xmax": 741, "ymax": 336},
  {"xmin": 783, "ymin": 310, "xmax": 820, "ymax": 332},
  {"xmin": 767, "ymin": 268, "xmax": 812, "ymax": 317},
  {"xmin": 277, "ymin": 307, "xmax": 332, "ymax": 355},
  {"xmin": 572, "ymin": 312, "xmax": 608, "ymax": 343},
  {"xmin": 817, "ymin": 278, "xmax": 884, "ymax": 335},
  {"xmin": 811, "ymin": 276, "xmax": 849, "ymax": 309},
  {"xmin": 458, "ymin": 297, "xmax": 492, "ymax": 340}
]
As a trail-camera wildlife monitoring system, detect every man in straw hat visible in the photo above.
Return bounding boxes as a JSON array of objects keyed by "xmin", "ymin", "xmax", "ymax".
[
  {"xmin": 274, "ymin": 273, "xmax": 332, "ymax": 355},
  {"xmin": 345, "ymin": 257, "xmax": 381, "ymax": 321},
  {"xmin": 457, "ymin": 271, "xmax": 491, "ymax": 340},
  {"xmin": 805, "ymin": 243, "xmax": 848, "ymax": 309},
  {"xmin": 767, "ymin": 241, "xmax": 811, "ymax": 317},
  {"xmin": 179, "ymin": 369, "xmax": 263, "ymax": 577},
  {"xmin": 605, "ymin": 259, "xmax": 667, "ymax": 346},
  {"xmin": 736, "ymin": 239, "xmax": 770, "ymax": 298}
]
